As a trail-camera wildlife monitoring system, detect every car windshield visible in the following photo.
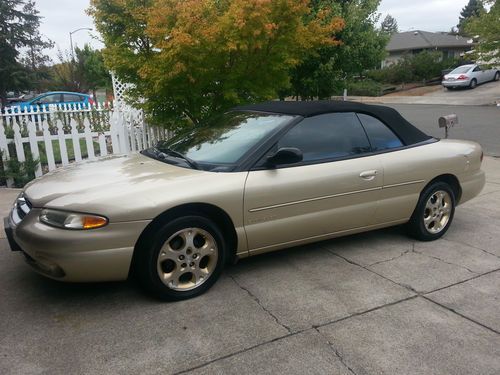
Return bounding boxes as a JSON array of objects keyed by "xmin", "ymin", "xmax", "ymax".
[
  {"xmin": 450, "ymin": 66, "xmax": 472, "ymax": 74},
  {"xmin": 146, "ymin": 112, "xmax": 294, "ymax": 171}
]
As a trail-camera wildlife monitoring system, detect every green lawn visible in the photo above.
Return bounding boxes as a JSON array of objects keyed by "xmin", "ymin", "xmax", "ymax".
[{"xmin": 38, "ymin": 139, "xmax": 100, "ymax": 165}]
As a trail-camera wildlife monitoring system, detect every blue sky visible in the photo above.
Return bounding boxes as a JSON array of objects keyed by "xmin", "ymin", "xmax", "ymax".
[{"xmin": 34, "ymin": 0, "xmax": 471, "ymax": 59}]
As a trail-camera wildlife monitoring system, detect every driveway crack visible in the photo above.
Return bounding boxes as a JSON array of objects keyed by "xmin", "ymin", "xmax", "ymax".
[
  {"xmin": 413, "ymin": 249, "xmax": 478, "ymax": 274},
  {"xmin": 367, "ymin": 247, "xmax": 411, "ymax": 267},
  {"xmin": 228, "ymin": 275, "xmax": 292, "ymax": 334},
  {"xmin": 314, "ymin": 327, "xmax": 357, "ymax": 375}
]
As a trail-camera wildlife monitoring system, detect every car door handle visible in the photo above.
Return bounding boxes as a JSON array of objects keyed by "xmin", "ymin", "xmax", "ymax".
[{"xmin": 359, "ymin": 170, "xmax": 378, "ymax": 180}]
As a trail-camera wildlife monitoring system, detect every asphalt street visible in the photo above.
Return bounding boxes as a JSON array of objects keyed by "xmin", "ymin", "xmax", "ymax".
[{"xmin": 388, "ymin": 104, "xmax": 500, "ymax": 157}]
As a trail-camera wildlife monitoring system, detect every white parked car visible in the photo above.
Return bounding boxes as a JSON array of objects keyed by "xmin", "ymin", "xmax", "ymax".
[{"xmin": 442, "ymin": 64, "xmax": 499, "ymax": 89}]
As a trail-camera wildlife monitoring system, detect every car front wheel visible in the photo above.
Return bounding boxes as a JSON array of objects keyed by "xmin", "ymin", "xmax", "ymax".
[
  {"xmin": 407, "ymin": 182, "xmax": 456, "ymax": 241},
  {"xmin": 135, "ymin": 215, "xmax": 226, "ymax": 301}
]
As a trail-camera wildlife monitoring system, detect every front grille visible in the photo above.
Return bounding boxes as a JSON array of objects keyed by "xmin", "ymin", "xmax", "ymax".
[{"xmin": 12, "ymin": 194, "xmax": 32, "ymax": 224}]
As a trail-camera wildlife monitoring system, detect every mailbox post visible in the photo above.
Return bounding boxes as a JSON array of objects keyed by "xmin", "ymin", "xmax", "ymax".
[{"xmin": 438, "ymin": 114, "xmax": 458, "ymax": 139}]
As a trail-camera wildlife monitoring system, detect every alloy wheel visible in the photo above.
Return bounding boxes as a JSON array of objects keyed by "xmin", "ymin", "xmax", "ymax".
[
  {"xmin": 423, "ymin": 190, "xmax": 452, "ymax": 234},
  {"xmin": 156, "ymin": 227, "xmax": 218, "ymax": 291}
]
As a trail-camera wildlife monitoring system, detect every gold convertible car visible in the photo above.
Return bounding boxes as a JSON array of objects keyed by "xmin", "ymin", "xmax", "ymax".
[{"xmin": 5, "ymin": 101, "xmax": 485, "ymax": 300}]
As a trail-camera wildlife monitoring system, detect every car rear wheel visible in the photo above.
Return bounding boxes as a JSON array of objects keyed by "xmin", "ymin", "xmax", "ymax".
[
  {"xmin": 135, "ymin": 216, "xmax": 226, "ymax": 301},
  {"xmin": 469, "ymin": 79, "xmax": 477, "ymax": 89},
  {"xmin": 407, "ymin": 181, "xmax": 456, "ymax": 241},
  {"xmin": 494, "ymin": 72, "xmax": 500, "ymax": 81}
]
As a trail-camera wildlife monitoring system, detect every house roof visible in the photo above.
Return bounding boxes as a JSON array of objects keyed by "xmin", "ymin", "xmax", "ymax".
[
  {"xmin": 233, "ymin": 100, "xmax": 432, "ymax": 145},
  {"xmin": 387, "ymin": 31, "xmax": 474, "ymax": 52}
]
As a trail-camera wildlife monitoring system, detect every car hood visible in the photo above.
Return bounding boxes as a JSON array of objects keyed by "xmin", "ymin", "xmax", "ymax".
[{"xmin": 23, "ymin": 153, "xmax": 208, "ymax": 219}]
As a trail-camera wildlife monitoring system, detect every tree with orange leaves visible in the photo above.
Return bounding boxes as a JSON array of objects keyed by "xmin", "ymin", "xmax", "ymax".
[{"xmin": 89, "ymin": 0, "xmax": 344, "ymax": 126}]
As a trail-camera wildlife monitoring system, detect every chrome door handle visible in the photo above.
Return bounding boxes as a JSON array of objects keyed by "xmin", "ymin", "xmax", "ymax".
[{"xmin": 359, "ymin": 170, "xmax": 378, "ymax": 180}]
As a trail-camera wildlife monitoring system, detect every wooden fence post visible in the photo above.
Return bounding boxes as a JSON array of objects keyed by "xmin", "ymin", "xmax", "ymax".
[
  {"xmin": 26, "ymin": 119, "xmax": 42, "ymax": 177},
  {"xmin": 70, "ymin": 118, "xmax": 82, "ymax": 162},
  {"xmin": 83, "ymin": 117, "xmax": 96, "ymax": 160},
  {"xmin": 42, "ymin": 120, "xmax": 56, "ymax": 172}
]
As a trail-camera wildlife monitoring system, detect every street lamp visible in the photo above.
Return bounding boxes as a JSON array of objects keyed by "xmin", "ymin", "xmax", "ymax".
[{"xmin": 69, "ymin": 27, "xmax": 93, "ymax": 61}]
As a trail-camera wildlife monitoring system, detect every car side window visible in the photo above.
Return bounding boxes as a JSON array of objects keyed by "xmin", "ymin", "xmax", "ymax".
[
  {"xmin": 473, "ymin": 66, "xmax": 481, "ymax": 72},
  {"xmin": 357, "ymin": 113, "xmax": 403, "ymax": 151},
  {"xmin": 37, "ymin": 94, "xmax": 61, "ymax": 104},
  {"xmin": 277, "ymin": 112, "xmax": 371, "ymax": 163},
  {"xmin": 64, "ymin": 94, "xmax": 84, "ymax": 102}
]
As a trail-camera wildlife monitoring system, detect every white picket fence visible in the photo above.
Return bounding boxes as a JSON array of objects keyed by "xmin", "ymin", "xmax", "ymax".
[{"xmin": 0, "ymin": 103, "xmax": 168, "ymax": 186}]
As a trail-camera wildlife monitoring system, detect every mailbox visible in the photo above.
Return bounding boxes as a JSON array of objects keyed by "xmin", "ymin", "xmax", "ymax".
[{"xmin": 438, "ymin": 114, "xmax": 458, "ymax": 138}]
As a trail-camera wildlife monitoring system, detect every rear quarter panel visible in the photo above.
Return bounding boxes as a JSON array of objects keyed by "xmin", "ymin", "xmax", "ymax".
[{"xmin": 376, "ymin": 139, "xmax": 484, "ymax": 223}]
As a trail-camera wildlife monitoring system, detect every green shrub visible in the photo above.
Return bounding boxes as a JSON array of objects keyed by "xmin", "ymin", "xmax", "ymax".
[
  {"xmin": 367, "ymin": 51, "xmax": 459, "ymax": 84},
  {"xmin": 1, "ymin": 153, "xmax": 39, "ymax": 188},
  {"xmin": 347, "ymin": 80, "xmax": 382, "ymax": 96}
]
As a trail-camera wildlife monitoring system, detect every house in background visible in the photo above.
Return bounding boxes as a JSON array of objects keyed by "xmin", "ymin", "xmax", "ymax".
[{"xmin": 382, "ymin": 30, "xmax": 475, "ymax": 67}]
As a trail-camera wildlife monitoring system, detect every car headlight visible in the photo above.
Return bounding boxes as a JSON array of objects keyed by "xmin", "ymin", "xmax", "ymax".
[{"xmin": 39, "ymin": 209, "xmax": 108, "ymax": 230}]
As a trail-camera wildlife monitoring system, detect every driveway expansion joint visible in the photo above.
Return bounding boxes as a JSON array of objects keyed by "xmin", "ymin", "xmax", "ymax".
[
  {"xmin": 326, "ymin": 247, "xmax": 500, "ymax": 326},
  {"xmin": 326, "ymin": 248, "xmax": 419, "ymax": 294},
  {"xmin": 422, "ymin": 295, "xmax": 500, "ymax": 335},
  {"xmin": 172, "ymin": 330, "xmax": 303, "ymax": 375},
  {"xmin": 442, "ymin": 237, "xmax": 500, "ymax": 260},
  {"xmin": 228, "ymin": 274, "xmax": 293, "ymax": 334}
]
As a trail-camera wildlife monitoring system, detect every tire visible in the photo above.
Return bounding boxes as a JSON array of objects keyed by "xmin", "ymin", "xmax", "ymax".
[
  {"xmin": 407, "ymin": 181, "xmax": 456, "ymax": 241},
  {"xmin": 135, "ymin": 215, "xmax": 226, "ymax": 301},
  {"xmin": 494, "ymin": 72, "xmax": 500, "ymax": 82},
  {"xmin": 469, "ymin": 79, "xmax": 477, "ymax": 89}
]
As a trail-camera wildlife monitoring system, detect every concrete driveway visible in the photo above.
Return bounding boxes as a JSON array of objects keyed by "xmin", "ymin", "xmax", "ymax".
[{"xmin": 1, "ymin": 158, "xmax": 500, "ymax": 374}]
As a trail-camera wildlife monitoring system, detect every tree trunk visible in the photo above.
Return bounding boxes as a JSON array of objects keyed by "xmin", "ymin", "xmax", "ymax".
[{"xmin": 0, "ymin": 89, "xmax": 7, "ymax": 109}]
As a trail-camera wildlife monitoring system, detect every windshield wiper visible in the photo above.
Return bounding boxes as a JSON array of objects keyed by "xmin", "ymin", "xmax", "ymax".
[{"xmin": 155, "ymin": 147, "xmax": 200, "ymax": 170}]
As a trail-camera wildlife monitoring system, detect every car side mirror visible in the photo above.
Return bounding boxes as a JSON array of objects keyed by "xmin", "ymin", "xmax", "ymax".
[{"xmin": 266, "ymin": 147, "xmax": 303, "ymax": 167}]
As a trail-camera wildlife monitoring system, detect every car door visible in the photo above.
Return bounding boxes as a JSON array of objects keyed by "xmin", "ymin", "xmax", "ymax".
[
  {"xmin": 470, "ymin": 66, "xmax": 480, "ymax": 83},
  {"xmin": 63, "ymin": 93, "xmax": 85, "ymax": 108},
  {"xmin": 355, "ymin": 113, "xmax": 424, "ymax": 224},
  {"xmin": 243, "ymin": 112, "xmax": 383, "ymax": 254},
  {"xmin": 474, "ymin": 66, "xmax": 488, "ymax": 83},
  {"xmin": 485, "ymin": 67, "xmax": 496, "ymax": 81}
]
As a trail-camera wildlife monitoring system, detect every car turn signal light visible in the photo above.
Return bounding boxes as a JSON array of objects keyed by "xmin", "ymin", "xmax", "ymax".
[{"xmin": 82, "ymin": 216, "xmax": 109, "ymax": 229}]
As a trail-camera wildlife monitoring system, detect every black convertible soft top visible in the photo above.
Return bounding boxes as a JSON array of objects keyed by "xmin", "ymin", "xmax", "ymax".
[{"xmin": 234, "ymin": 100, "xmax": 432, "ymax": 146}]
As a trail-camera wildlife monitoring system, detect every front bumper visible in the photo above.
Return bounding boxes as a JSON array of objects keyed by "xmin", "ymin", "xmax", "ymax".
[
  {"xmin": 5, "ymin": 209, "xmax": 150, "ymax": 282},
  {"xmin": 4, "ymin": 217, "xmax": 22, "ymax": 252}
]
